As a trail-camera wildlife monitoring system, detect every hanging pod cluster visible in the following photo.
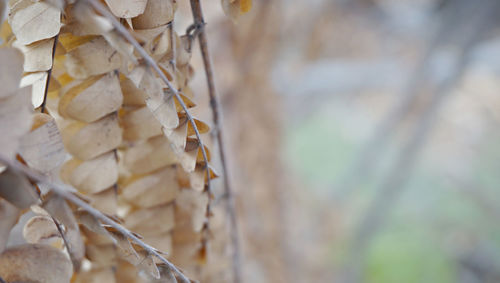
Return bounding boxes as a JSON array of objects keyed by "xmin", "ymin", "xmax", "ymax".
[{"xmin": 0, "ymin": 0, "xmax": 240, "ymax": 281}]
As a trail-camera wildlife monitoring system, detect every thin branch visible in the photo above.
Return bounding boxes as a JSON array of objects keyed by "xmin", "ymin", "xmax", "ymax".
[
  {"xmin": 83, "ymin": 0, "xmax": 214, "ymax": 231},
  {"xmin": 189, "ymin": 1, "xmax": 242, "ymax": 283},
  {"xmin": 0, "ymin": 156, "xmax": 191, "ymax": 283},
  {"xmin": 40, "ymin": 34, "xmax": 58, "ymax": 114}
]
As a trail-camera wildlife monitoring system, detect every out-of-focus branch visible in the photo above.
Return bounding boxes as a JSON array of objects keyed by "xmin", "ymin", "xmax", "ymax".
[
  {"xmin": 0, "ymin": 156, "xmax": 191, "ymax": 283},
  {"xmin": 339, "ymin": 1, "xmax": 499, "ymax": 281},
  {"xmin": 189, "ymin": 1, "xmax": 242, "ymax": 282}
]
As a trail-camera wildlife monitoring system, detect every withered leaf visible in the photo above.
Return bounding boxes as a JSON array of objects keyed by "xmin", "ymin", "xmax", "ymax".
[
  {"xmin": 104, "ymin": 0, "xmax": 148, "ymax": 18},
  {"xmin": 0, "ymin": 86, "xmax": 33, "ymax": 159},
  {"xmin": 8, "ymin": 0, "xmax": 61, "ymax": 45},
  {"xmin": 0, "ymin": 47, "xmax": 24, "ymax": 97},
  {"xmin": 62, "ymin": 114, "xmax": 122, "ymax": 160},
  {"xmin": 18, "ymin": 113, "xmax": 66, "ymax": 173},
  {"xmin": 62, "ymin": 152, "xmax": 118, "ymax": 194},
  {"xmin": 122, "ymin": 106, "xmax": 163, "ymax": 141},
  {"xmin": 42, "ymin": 194, "xmax": 85, "ymax": 270},
  {"xmin": 13, "ymin": 38, "xmax": 55, "ymax": 72},
  {"xmin": 132, "ymin": 0, "xmax": 176, "ymax": 29},
  {"xmin": 0, "ymin": 167, "xmax": 38, "ymax": 209},
  {"xmin": 0, "ymin": 244, "xmax": 72, "ymax": 283},
  {"xmin": 121, "ymin": 167, "xmax": 180, "ymax": 208},
  {"xmin": 123, "ymin": 135, "xmax": 177, "ymax": 174},
  {"xmin": 65, "ymin": 36, "xmax": 122, "ymax": 79},
  {"xmin": 125, "ymin": 204, "xmax": 175, "ymax": 236},
  {"xmin": 59, "ymin": 73, "xmax": 123, "ymax": 123},
  {"xmin": 0, "ymin": 199, "xmax": 20, "ymax": 253},
  {"xmin": 23, "ymin": 215, "xmax": 61, "ymax": 244}
]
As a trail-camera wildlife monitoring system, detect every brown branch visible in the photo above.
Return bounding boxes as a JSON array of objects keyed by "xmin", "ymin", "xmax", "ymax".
[
  {"xmin": 0, "ymin": 156, "xmax": 191, "ymax": 283},
  {"xmin": 83, "ymin": 0, "xmax": 214, "ymax": 233},
  {"xmin": 40, "ymin": 34, "xmax": 59, "ymax": 114},
  {"xmin": 189, "ymin": 1, "xmax": 242, "ymax": 282}
]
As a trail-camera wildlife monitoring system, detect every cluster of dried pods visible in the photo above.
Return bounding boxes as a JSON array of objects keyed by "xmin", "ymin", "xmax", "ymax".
[{"xmin": 0, "ymin": 0, "xmax": 251, "ymax": 282}]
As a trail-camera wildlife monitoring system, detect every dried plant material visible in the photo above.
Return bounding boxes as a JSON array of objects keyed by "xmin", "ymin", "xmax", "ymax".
[
  {"xmin": 13, "ymin": 38, "xmax": 55, "ymax": 72},
  {"xmin": 85, "ymin": 244, "xmax": 117, "ymax": 267},
  {"xmin": 121, "ymin": 167, "xmax": 180, "ymax": 208},
  {"xmin": 120, "ymin": 74, "xmax": 147, "ymax": 106},
  {"xmin": 137, "ymin": 250, "xmax": 161, "ymax": 279},
  {"xmin": 131, "ymin": 0, "xmax": 176, "ymax": 29},
  {"xmin": 125, "ymin": 204, "xmax": 175, "ymax": 236},
  {"xmin": 0, "ymin": 87, "xmax": 32, "ymax": 158},
  {"xmin": 58, "ymin": 33, "xmax": 97, "ymax": 52},
  {"xmin": 65, "ymin": 36, "xmax": 122, "ymax": 79},
  {"xmin": 0, "ymin": 47, "xmax": 24, "ymax": 97},
  {"xmin": 88, "ymin": 187, "xmax": 117, "ymax": 215},
  {"xmin": 109, "ymin": 230, "xmax": 140, "ymax": 265},
  {"xmin": 42, "ymin": 194, "xmax": 85, "ymax": 270},
  {"xmin": 63, "ymin": 152, "xmax": 118, "ymax": 194},
  {"xmin": 175, "ymin": 35, "xmax": 191, "ymax": 67},
  {"xmin": 140, "ymin": 232, "xmax": 172, "ymax": 258},
  {"xmin": 0, "ymin": 167, "xmax": 38, "ymax": 209},
  {"xmin": 123, "ymin": 135, "xmax": 177, "ymax": 174},
  {"xmin": 176, "ymin": 189, "xmax": 208, "ymax": 232},
  {"xmin": 62, "ymin": 114, "xmax": 122, "ymax": 160},
  {"xmin": 0, "ymin": 199, "xmax": 20, "ymax": 252},
  {"xmin": 20, "ymin": 71, "xmax": 48, "ymax": 108},
  {"xmin": 189, "ymin": 165, "xmax": 217, "ymax": 192},
  {"xmin": 23, "ymin": 215, "xmax": 60, "ymax": 244},
  {"xmin": 187, "ymin": 119, "xmax": 210, "ymax": 137},
  {"xmin": 73, "ymin": 1, "xmax": 113, "ymax": 35},
  {"xmin": 122, "ymin": 106, "xmax": 163, "ymax": 141},
  {"xmin": 221, "ymin": 0, "xmax": 252, "ymax": 22},
  {"xmin": 73, "ymin": 266, "xmax": 116, "ymax": 283},
  {"xmin": 75, "ymin": 210, "xmax": 110, "ymax": 237},
  {"xmin": 8, "ymin": 0, "xmax": 61, "ymax": 45},
  {"xmin": 59, "ymin": 73, "xmax": 123, "ymax": 123},
  {"xmin": 104, "ymin": 0, "xmax": 148, "ymax": 18},
  {"xmin": 129, "ymin": 67, "xmax": 179, "ymax": 130},
  {"xmin": 18, "ymin": 113, "xmax": 65, "ymax": 173},
  {"xmin": 0, "ymin": 244, "xmax": 72, "ymax": 283},
  {"xmin": 163, "ymin": 118, "xmax": 188, "ymax": 153}
]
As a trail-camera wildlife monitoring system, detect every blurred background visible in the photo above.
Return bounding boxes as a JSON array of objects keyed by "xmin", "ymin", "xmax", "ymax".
[{"xmin": 179, "ymin": 0, "xmax": 500, "ymax": 282}]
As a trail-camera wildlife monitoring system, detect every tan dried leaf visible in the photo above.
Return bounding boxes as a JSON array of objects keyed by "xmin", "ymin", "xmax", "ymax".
[
  {"xmin": 132, "ymin": 0, "xmax": 176, "ymax": 29},
  {"xmin": 0, "ymin": 244, "xmax": 72, "ymax": 283},
  {"xmin": 125, "ymin": 204, "xmax": 175, "ymax": 236},
  {"xmin": 123, "ymin": 135, "xmax": 177, "ymax": 174},
  {"xmin": 13, "ymin": 38, "xmax": 55, "ymax": 72},
  {"xmin": 0, "ymin": 86, "xmax": 32, "ymax": 159},
  {"xmin": 0, "ymin": 199, "xmax": 20, "ymax": 253},
  {"xmin": 121, "ymin": 166, "xmax": 180, "ymax": 208},
  {"xmin": 59, "ymin": 73, "xmax": 123, "ymax": 123},
  {"xmin": 23, "ymin": 215, "xmax": 61, "ymax": 244},
  {"xmin": 104, "ymin": 0, "xmax": 148, "ymax": 18},
  {"xmin": 175, "ymin": 189, "xmax": 208, "ymax": 232},
  {"xmin": 42, "ymin": 195, "xmax": 85, "ymax": 270},
  {"xmin": 18, "ymin": 113, "xmax": 66, "ymax": 173},
  {"xmin": 65, "ymin": 37, "xmax": 122, "ymax": 79},
  {"xmin": 62, "ymin": 152, "xmax": 118, "ymax": 194},
  {"xmin": 62, "ymin": 114, "xmax": 122, "ymax": 160},
  {"xmin": 0, "ymin": 167, "xmax": 38, "ymax": 209},
  {"xmin": 8, "ymin": 0, "xmax": 61, "ymax": 45},
  {"xmin": 0, "ymin": 47, "xmax": 24, "ymax": 97},
  {"xmin": 122, "ymin": 106, "xmax": 163, "ymax": 141}
]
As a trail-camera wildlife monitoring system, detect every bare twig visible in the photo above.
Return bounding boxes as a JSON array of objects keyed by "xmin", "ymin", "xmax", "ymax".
[
  {"xmin": 189, "ymin": 1, "xmax": 242, "ymax": 282},
  {"xmin": 0, "ymin": 156, "xmax": 191, "ymax": 283},
  {"xmin": 40, "ymin": 34, "xmax": 58, "ymax": 114},
  {"xmin": 83, "ymin": 0, "xmax": 214, "ymax": 231}
]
